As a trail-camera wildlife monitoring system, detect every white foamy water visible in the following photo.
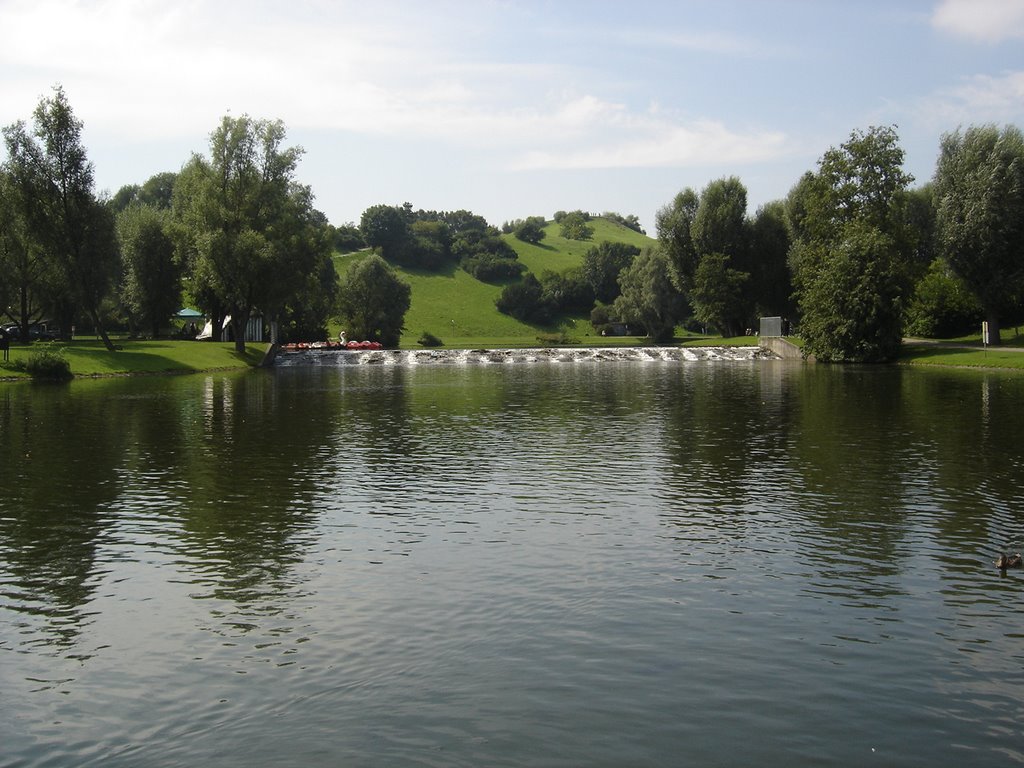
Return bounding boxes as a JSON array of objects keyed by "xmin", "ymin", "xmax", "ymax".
[{"xmin": 275, "ymin": 345, "xmax": 772, "ymax": 366}]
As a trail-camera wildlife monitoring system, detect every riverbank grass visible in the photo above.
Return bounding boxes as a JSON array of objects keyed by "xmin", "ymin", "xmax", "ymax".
[
  {"xmin": 899, "ymin": 343, "xmax": 1024, "ymax": 370},
  {"xmin": 0, "ymin": 340, "xmax": 265, "ymax": 380}
]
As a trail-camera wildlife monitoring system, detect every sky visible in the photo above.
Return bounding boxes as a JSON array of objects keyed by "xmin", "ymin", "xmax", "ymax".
[{"xmin": 1, "ymin": 0, "xmax": 1023, "ymax": 233}]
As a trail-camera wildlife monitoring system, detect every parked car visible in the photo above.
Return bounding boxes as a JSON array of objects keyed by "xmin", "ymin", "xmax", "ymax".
[{"xmin": 0, "ymin": 323, "xmax": 59, "ymax": 341}]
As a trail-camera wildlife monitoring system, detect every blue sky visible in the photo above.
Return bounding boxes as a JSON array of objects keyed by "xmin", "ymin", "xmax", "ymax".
[{"xmin": 2, "ymin": 0, "xmax": 1022, "ymax": 233}]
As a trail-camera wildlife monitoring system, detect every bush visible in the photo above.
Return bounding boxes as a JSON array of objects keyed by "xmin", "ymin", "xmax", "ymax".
[
  {"xmin": 905, "ymin": 259, "xmax": 983, "ymax": 338},
  {"xmin": 536, "ymin": 332, "xmax": 579, "ymax": 345},
  {"xmin": 496, "ymin": 273, "xmax": 554, "ymax": 323},
  {"xmin": 25, "ymin": 345, "xmax": 72, "ymax": 381},
  {"xmin": 461, "ymin": 255, "xmax": 526, "ymax": 282},
  {"xmin": 418, "ymin": 331, "xmax": 444, "ymax": 347}
]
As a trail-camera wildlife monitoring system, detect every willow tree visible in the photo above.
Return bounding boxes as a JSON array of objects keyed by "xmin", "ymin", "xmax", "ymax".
[
  {"xmin": 174, "ymin": 115, "xmax": 332, "ymax": 352},
  {"xmin": 613, "ymin": 247, "xmax": 686, "ymax": 342},
  {"xmin": 2, "ymin": 86, "xmax": 118, "ymax": 349},
  {"xmin": 934, "ymin": 124, "xmax": 1024, "ymax": 345}
]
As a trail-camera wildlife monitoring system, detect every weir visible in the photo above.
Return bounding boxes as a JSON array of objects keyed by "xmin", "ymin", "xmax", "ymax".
[{"xmin": 274, "ymin": 345, "xmax": 775, "ymax": 367}]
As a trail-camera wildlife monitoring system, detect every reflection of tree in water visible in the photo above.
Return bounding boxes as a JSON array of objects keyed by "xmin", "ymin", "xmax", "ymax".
[
  {"xmin": 785, "ymin": 366, "xmax": 915, "ymax": 602},
  {"xmin": 894, "ymin": 371, "xmax": 1024, "ymax": 588},
  {"xmin": 166, "ymin": 372, "xmax": 341, "ymax": 607},
  {"xmin": 656, "ymin": 363, "xmax": 801, "ymax": 555},
  {"xmin": 0, "ymin": 383, "xmax": 126, "ymax": 650}
]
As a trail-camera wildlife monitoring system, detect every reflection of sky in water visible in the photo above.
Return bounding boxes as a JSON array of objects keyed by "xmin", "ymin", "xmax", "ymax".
[{"xmin": 2, "ymin": 363, "xmax": 1024, "ymax": 766}]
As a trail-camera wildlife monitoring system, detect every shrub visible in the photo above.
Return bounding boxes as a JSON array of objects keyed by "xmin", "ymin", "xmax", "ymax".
[
  {"xmin": 536, "ymin": 332, "xmax": 579, "ymax": 345},
  {"xmin": 25, "ymin": 345, "xmax": 72, "ymax": 381},
  {"xmin": 496, "ymin": 273, "xmax": 554, "ymax": 323},
  {"xmin": 461, "ymin": 255, "xmax": 526, "ymax": 282}
]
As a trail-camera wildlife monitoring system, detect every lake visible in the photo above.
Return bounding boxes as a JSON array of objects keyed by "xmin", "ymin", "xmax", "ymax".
[{"xmin": 2, "ymin": 358, "xmax": 1024, "ymax": 766}]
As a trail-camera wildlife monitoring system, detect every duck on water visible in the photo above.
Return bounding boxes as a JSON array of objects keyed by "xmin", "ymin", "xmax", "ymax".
[{"xmin": 995, "ymin": 553, "xmax": 1022, "ymax": 570}]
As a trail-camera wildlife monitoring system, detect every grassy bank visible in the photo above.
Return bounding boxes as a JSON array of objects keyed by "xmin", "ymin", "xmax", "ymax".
[
  {"xmin": 0, "ymin": 339, "xmax": 266, "ymax": 381},
  {"xmin": 898, "ymin": 341, "xmax": 1024, "ymax": 370}
]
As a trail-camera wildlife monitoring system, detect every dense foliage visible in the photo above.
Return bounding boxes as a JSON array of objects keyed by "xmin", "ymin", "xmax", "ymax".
[
  {"xmin": 581, "ymin": 241, "xmax": 640, "ymax": 303},
  {"xmin": 934, "ymin": 125, "xmax": 1024, "ymax": 345},
  {"xmin": 336, "ymin": 254, "xmax": 411, "ymax": 347},
  {"xmin": 3, "ymin": 86, "xmax": 119, "ymax": 350},
  {"xmin": 657, "ymin": 179, "xmax": 791, "ymax": 337},
  {"xmin": 117, "ymin": 203, "xmax": 181, "ymax": 338},
  {"xmin": 558, "ymin": 210, "xmax": 594, "ymax": 241},
  {"xmin": 173, "ymin": 115, "xmax": 335, "ymax": 352},
  {"xmin": 904, "ymin": 258, "xmax": 983, "ymax": 338},
  {"xmin": 613, "ymin": 248, "xmax": 687, "ymax": 342},
  {"xmin": 788, "ymin": 126, "xmax": 914, "ymax": 362}
]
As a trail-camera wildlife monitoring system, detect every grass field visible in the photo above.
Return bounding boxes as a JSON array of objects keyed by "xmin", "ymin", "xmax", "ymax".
[
  {"xmin": 0, "ymin": 340, "xmax": 266, "ymax": 381},
  {"xmin": 899, "ymin": 341, "xmax": 1024, "ymax": 370},
  {"xmin": 333, "ymin": 217, "xmax": 657, "ymax": 346}
]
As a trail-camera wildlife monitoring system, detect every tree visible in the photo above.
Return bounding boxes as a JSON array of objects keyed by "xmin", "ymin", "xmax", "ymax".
[
  {"xmin": 613, "ymin": 248, "xmax": 686, "ymax": 342},
  {"xmin": 688, "ymin": 177, "xmax": 752, "ymax": 336},
  {"xmin": 655, "ymin": 187, "xmax": 699, "ymax": 292},
  {"xmin": 690, "ymin": 252, "xmax": 749, "ymax": 336},
  {"xmin": 496, "ymin": 272, "xmax": 552, "ymax": 323},
  {"xmin": 539, "ymin": 267, "xmax": 594, "ymax": 314},
  {"xmin": 513, "ymin": 216, "xmax": 546, "ymax": 244},
  {"xmin": 330, "ymin": 222, "xmax": 365, "ymax": 253},
  {"xmin": 904, "ymin": 258, "xmax": 982, "ymax": 338},
  {"xmin": 3, "ymin": 85, "xmax": 119, "ymax": 349},
  {"xmin": 110, "ymin": 171, "xmax": 177, "ymax": 213},
  {"xmin": 0, "ymin": 169, "xmax": 54, "ymax": 335},
  {"xmin": 789, "ymin": 126, "xmax": 914, "ymax": 362},
  {"xmin": 795, "ymin": 222, "xmax": 906, "ymax": 362},
  {"xmin": 359, "ymin": 203, "xmax": 412, "ymax": 261},
  {"xmin": 116, "ymin": 203, "xmax": 181, "ymax": 338},
  {"xmin": 601, "ymin": 211, "xmax": 645, "ymax": 234},
  {"xmin": 336, "ymin": 253, "xmax": 411, "ymax": 347},
  {"xmin": 279, "ymin": 238, "xmax": 339, "ymax": 342},
  {"xmin": 581, "ymin": 241, "xmax": 640, "ymax": 303},
  {"xmin": 174, "ymin": 115, "xmax": 330, "ymax": 352},
  {"xmin": 559, "ymin": 210, "xmax": 593, "ymax": 241},
  {"xmin": 749, "ymin": 200, "xmax": 794, "ymax": 319},
  {"xmin": 691, "ymin": 177, "xmax": 749, "ymax": 263},
  {"xmin": 934, "ymin": 124, "xmax": 1024, "ymax": 345}
]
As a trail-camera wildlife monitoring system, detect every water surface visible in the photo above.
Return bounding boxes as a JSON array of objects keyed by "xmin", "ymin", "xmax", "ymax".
[{"xmin": 2, "ymin": 361, "xmax": 1023, "ymax": 766}]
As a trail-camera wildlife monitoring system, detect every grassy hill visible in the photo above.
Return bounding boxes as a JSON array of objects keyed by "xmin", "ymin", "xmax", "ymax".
[{"xmin": 333, "ymin": 217, "xmax": 657, "ymax": 347}]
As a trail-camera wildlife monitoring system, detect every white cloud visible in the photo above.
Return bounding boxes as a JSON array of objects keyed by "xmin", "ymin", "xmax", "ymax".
[
  {"xmin": 0, "ymin": 0, "xmax": 792, "ymax": 174},
  {"xmin": 511, "ymin": 115, "xmax": 791, "ymax": 171},
  {"xmin": 932, "ymin": 0, "xmax": 1024, "ymax": 42},
  {"xmin": 915, "ymin": 70, "xmax": 1024, "ymax": 126}
]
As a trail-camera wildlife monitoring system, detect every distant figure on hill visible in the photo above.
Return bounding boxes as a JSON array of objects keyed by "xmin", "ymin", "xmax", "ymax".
[{"xmin": 0, "ymin": 326, "xmax": 9, "ymax": 362}]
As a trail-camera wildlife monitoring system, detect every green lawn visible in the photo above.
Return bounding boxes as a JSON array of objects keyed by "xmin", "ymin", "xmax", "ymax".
[
  {"xmin": 0, "ymin": 339, "xmax": 266, "ymax": 380},
  {"xmin": 899, "ymin": 342, "xmax": 1024, "ymax": 370},
  {"xmin": 508, "ymin": 219, "xmax": 655, "ymax": 276}
]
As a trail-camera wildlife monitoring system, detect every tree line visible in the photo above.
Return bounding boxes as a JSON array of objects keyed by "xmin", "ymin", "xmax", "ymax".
[
  {"xmin": 500, "ymin": 123, "xmax": 1022, "ymax": 362},
  {"xmin": 3, "ymin": 86, "xmax": 1021, "ymax": 362}
]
